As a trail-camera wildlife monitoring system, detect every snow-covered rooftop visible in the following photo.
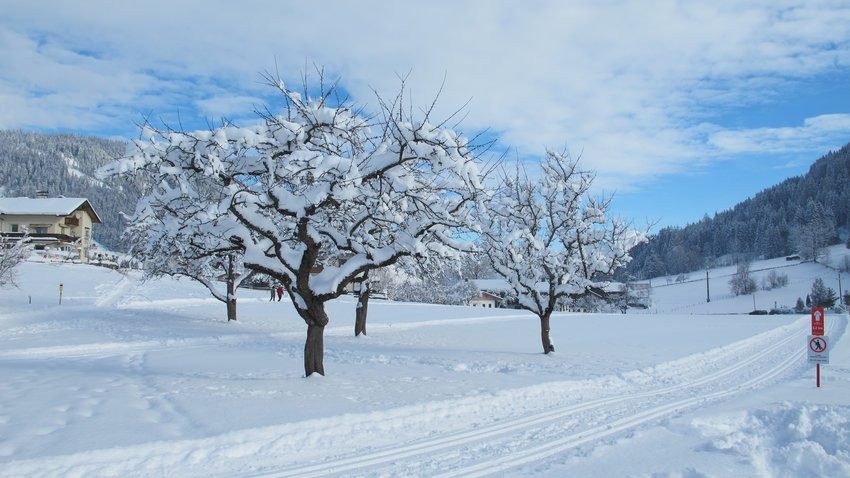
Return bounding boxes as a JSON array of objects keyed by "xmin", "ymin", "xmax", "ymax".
[{"xmin": 0, "ymin": 197, "xmax": 101, "ymax": 222}]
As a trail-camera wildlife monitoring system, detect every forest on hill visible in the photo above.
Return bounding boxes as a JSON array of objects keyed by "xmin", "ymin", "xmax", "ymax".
[{"xmin": 625, "ymin": 141, "xmax": 850, "ymax": 279}]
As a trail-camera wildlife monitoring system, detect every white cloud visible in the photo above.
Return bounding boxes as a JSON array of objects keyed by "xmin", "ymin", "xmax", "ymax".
[
  {"xmin": 1, "ymin": 0, "xmax": 850, "ymax": 190},
  {"xmin": 708, "ymin": 114, "xmax": 850, "ymax": 154}
]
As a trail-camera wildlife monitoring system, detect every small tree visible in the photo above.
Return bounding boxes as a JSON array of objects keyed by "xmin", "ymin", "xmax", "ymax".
[
  {"xmin": 373, "ymin": 255, "xmax": 479, "ymax": 305},
  {"xmin": 729, "ymin": 260, "xmax": 757, "ymax": 296},
  {"xmin": 761, "ymin": 270, "xmax": 789, "ymax": 290},
  {"xmin": 795, "ymin": 297, "xmax": 806, "ymax": 313},
  {"xmin": 0, "ymin": 233, "xmax": 31, "ymax": 288},
  {"xmin": 481, "ymin": 151, "xmax": 645, "ymax": 354},
  {"xmin": 121, "ymin": 193, "xmax": 249, "ymax": 322},
  {"xmin": 810, "ymin": 277, "xmax": 837, "ymax": 308},
  {"xmin": 352, "ymin": 251, "xmax": 486, "ymax": 336}
]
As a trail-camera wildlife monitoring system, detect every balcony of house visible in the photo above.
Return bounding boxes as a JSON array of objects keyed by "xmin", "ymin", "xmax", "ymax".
[
  {"xmin": 2, "ymin": 231, "xmax": 79, "ymax": 242},
  {"xmin": 2, "ymin": 232, "xmax": 88, "ymax": 263}
]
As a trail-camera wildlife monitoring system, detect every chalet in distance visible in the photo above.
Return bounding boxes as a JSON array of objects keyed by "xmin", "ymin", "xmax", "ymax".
[{"xmin": 0, "ymin": 195, "xmax": 101, "ymax": 263}]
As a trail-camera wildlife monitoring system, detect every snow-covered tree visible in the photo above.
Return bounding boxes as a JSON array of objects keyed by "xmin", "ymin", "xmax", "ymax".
[
  {"xmin": 0, "ymin": 233, "xmax": 31, "ymax": 288},
  {"xmin": 728, "ymin": 260, "xmax": 756, "ymax": 296},
  {"xmin": 369, "ymin": 260, "xmax": 421, "ymax": 300},
  {"xmin": 371, "ymin": 254, "xmax": 481, "ymax": 305},
  {"xmin": 115, "ymin": 152, "xmax": 250, "ymax": 322},
  {"xmin": 480, "ymin": 151, "xmax": 645, "ymax": 354},
  {"xmin": 102, "ymin": 73, "xmax": 485, "ymax": 376}
]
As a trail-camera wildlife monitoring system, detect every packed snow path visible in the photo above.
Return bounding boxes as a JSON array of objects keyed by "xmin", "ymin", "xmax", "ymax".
[
  {"xmin": 264, "ymin": 317, "xmax": 814, "ymax": 477},
  {"xmin": 4, "ymin": 315, "xmax": 822, "ymax": 477}
]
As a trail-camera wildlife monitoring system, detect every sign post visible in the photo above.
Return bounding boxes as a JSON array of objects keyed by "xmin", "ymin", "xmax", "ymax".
[
  {"xmin": 59, "ymin": 282, "xmax": 64, "ymax": 305},
  {"xmin": 809, "ymin": 308, "xmax": 826, "ymax": 388},
  {"xmin": 807, "ymin": 335, "xmax": 829, "ymax": 387}
]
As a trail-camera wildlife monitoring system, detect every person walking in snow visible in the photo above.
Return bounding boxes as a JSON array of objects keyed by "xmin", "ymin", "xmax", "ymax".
[
  {"xmin": 269, "ymin": 285, "xmax": 276, "ymax": 301},
  {"xmin": 276, "ymin": 286, "xmax": 284, "ymax": 301}
]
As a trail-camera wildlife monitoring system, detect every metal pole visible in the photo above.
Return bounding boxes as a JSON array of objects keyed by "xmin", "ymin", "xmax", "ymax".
[
  {"xmin": 817, "ymin": 363, "xmax": 821, "ymax": 388},
  {"xmin": 706, "ymin": 269, "xmax": 710, "ymax": 303}
]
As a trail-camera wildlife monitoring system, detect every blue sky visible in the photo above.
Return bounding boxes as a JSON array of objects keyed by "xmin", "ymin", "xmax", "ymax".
[{"xmin": 2, "ymin": 0, "xmax": 850, "ymax": 230}]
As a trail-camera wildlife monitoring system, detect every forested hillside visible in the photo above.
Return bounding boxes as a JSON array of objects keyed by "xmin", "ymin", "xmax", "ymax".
[
  {"xmin": 626, "ymin": 141, "xmax": 850, "ymax": 279},
  {"xmin": 0, "ymin": 130, "xmax": 140, "ymax": 251}
]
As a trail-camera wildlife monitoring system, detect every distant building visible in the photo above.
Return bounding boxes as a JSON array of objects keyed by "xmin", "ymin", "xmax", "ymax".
[
  {"xmin": 626, "ymin": 282, "xmax": 652, "ymax": 308},
  {"xmin": 467, "ymin": 291, "xmax": 501, "ymax": 308},
  {"xmin": 0, "ymin": 197, "xmax": 101, "ymax": 263}
]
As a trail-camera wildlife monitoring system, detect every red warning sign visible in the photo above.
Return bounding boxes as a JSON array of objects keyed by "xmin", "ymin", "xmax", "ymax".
[{"xmin": 811, "ymin": 307, "xmax": 825, "ymax": 336}]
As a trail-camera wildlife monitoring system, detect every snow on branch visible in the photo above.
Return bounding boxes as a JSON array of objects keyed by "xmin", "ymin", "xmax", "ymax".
[{"xmin": 100, "ymin": 72, "xmax": 487, "ymax": 323}]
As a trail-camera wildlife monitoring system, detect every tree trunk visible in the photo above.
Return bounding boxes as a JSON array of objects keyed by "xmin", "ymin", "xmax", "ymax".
[
  {"xmin": 300, "ymin": 301, "xmax": 329, "ymax": 376},
  {"xmin": 226, "ymin": 254, "xmax": 237, "ymax": 321},
  {"xmin": 304, "ymin": 322, "xmax": 326, "ymax": 376},
  {"xmin": 540, "ymin": 313, "xmax": 555, "ymax": 354},
  {"xmin": 226, "ymin": 298, "xmax": 237, "ymax": 322},
  {"xmin": 354, "ymin": 283, "xmax": 370, "ymax": 336}
]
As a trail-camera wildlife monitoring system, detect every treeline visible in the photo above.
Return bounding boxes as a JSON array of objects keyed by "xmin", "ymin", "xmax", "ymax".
[
  {"xmin": 626, "ymin": 141, "xmax": 850, "ymax": 279},
  {"xmin": 0, "ymin": 130, "xmax": 141, "ymax": 251}
]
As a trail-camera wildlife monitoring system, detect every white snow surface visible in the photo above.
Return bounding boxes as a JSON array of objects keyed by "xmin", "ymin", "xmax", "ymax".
[{"xmin": 1, "ymin": 256, "xmax": 848, "ymax": 477}]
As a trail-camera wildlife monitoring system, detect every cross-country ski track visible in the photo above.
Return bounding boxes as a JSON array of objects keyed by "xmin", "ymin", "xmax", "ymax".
[{"xmin": 4, "ymin": 314, "xmax": 830, "ymax": 478}]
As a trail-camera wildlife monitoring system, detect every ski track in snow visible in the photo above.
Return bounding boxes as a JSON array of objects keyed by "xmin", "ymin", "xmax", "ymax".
[{"xmin": 3, "ymin": 315, "xmax": 824, "ymax": 478}]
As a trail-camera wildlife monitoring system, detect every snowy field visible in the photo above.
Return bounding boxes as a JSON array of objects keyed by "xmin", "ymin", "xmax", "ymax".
[{"xmin": 1, "ymin": 257, "xmax": 849, "ymax": 477}]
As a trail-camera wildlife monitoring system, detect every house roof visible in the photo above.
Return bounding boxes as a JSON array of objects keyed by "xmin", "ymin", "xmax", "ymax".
[
  {"xmin": 0, "ymin": 197, "xmax": 102, "ymax": 223},
  {"xmin": 472, "ymin": 291, "xmax": 502, "ymax": 301}
]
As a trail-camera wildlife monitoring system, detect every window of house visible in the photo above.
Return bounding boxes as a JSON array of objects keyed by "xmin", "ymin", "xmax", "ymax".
[
  {"xmin": 34, "ymin": 226, "xmax": 48, "ymax": 234},
  {"xmin": 10, "ymin": 224, "xmax": 18, "ymax": 232}
]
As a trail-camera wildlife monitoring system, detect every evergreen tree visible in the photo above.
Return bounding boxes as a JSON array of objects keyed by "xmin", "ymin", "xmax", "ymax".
[
  {"xmin": 795, "ymin": 297, "xmax": 805, "ymax": 313},
  {"xmin": 810, "ymin": 278, "xmax": 837, "ymax": 308}
]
